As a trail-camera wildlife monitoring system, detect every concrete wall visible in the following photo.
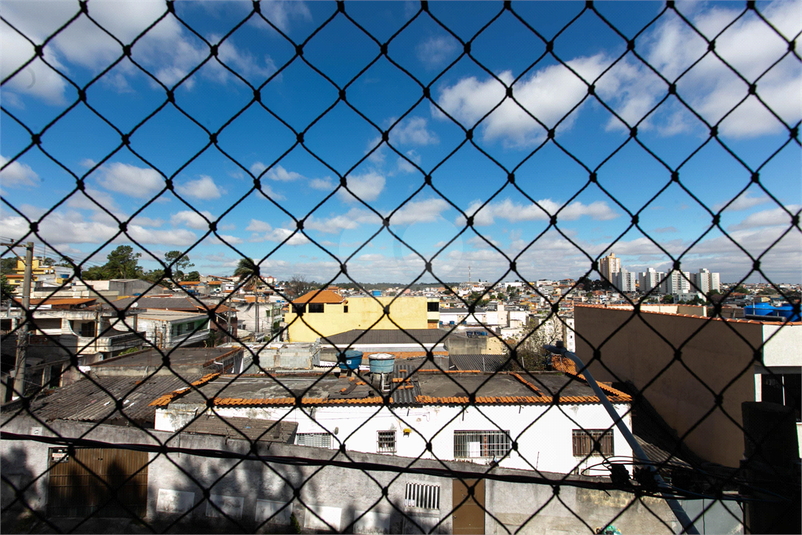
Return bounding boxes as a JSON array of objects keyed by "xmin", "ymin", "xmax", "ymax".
[
  {"xmin": 762, "ymin": 323, "xmax": 802, "ymax": 367},
  {"xmin": 575, "ymin": 306, "xmax": 762, "ymax": 467},
  {"xmin": 285, "ymin": 297, "xmax": 432, "ymax": 343},
  {"xmin": 1, "ymin": 416, "xmax": 687, "ymax": 534}
]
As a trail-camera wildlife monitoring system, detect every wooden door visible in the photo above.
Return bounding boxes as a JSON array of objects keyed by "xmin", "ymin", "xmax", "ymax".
[
  {"xmin": 47, "ymin": 447, "xmax": 148, "ymax": 518},
  {"xmin": 452, "ymin": 478, "xmax": 485, "ymax": 534}
]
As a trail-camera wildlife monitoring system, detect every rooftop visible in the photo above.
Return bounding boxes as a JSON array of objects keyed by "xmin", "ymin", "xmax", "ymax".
[
  {"xmin": 291, "ymin": 289, "xmax": 344, "ymax": 304},
  {"xmin": 154, "ymin": 363, "xmax": 630, "ymax": 409},
  {"xmin": 90, "ymin": 347, "xmax": 240, "ymax": 372},
  {"xmin": 320, "ymin": 329, "xmax": 449, "ymax": 346}
]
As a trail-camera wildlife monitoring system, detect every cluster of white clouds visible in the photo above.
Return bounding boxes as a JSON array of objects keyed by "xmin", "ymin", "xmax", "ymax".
[
  {"xmin": 432, "ymin": 0, "xmax": 801, "ymax": 144},
  {"xmin": 0, "ymin": 0, "xmax": 308, "ymax": 105}
]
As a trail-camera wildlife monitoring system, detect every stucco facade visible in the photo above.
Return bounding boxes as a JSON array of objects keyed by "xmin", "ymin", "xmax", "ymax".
[{"xmin": 284, "ymin": 296, "xmax": 438, "ymax": 342}]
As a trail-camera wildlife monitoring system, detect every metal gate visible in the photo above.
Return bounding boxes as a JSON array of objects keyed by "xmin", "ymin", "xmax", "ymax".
[
  {"xmin": 47, "ymin": 447, "xmax": 148, "ymax": 518},
  {"xmin": 452, "ymin": 479, "xmax": 485, "ymax": 535}
]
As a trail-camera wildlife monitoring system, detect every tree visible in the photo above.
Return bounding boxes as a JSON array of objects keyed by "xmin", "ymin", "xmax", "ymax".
[
  {"xmin": 1, "ymin": 257, "xmax": 17, "ymax": 275},
  {"xmin": 732, "ymin": 285, "xmax": 748, "ymax": 294},
  {"xmin": 234, "ymin": 257, "xmax": 259, "ymax": 288},
  {"xmin": 80, "ymin": 265, "xmax": 107, "ymax": 280},
  {"xmin": 285, "ymin": 275, "xmax": 316, "ymax": 298},
  {"xmin": 105, "ymin": 245, "xmax": 142, "ymax": 279},
  {"xmin": 1, "ymin": 275, "xmax": 15, "ymax": 299},
  {"xmin": 184, "ymin": 270, "xmax": 200, "ymax": 281},
  {"xmin": 164, "ymin": 250, "xmax": 194, "ymax": 280},
  {"xmin": 508, "ymin": 317, "xmax": 563, "ymax": 371}
]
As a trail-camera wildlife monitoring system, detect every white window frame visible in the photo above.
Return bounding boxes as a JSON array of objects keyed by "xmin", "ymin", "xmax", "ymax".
[{"xmin": 377, "ymin": 430, "xmax": 396, "ymax": 453}]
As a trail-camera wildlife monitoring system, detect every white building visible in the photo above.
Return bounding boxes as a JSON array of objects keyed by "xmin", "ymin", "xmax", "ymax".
[
  {"xmin": 660, "ymin": 270, "xmax": 691, "ymax": 296},
  {"xmin": 154, "ymin": 363, "xmax": 632, "ymax": 477},
  {"xmin": 690, "ymin": 268, "xmax": 721, "ymax": 294},
  {"xmin": 639, "ymin": 268, "xmax": 663, "ymax": 295},
  {"xmin": 599, "ymin": 253, "xmax": 621, "ymax": 282},
  {"xmin": 614, "ymin": 269, "xmax": 637, "ymax": 293}
]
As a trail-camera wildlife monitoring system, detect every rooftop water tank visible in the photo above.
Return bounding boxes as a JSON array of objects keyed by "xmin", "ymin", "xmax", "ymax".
[
  {"xmin": 368, "ymin": 353, "xmax": 395, "ymax": 374},
  {"xmin": 338, "ymin": 350, "xmax": 363, "ymax": 372}
]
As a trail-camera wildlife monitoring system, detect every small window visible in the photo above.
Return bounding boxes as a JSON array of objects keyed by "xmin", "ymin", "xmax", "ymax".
[
  {"xmin": 308, "ymin": 303, "xmax": 324, "ymax": 313},
  {"xmin": 296, "ymin": 433, "xmax": 332, "ymax": 448},
  {"xmin": 427, "ymin": 301, "xmax": 439, "ymax": 312},
  {"xmin": 453, "ymin": 430, "xmax": 511, "ymax": 459},
  {"xmin": 572, "ymin": 429, "xmax": 614, "ymax": 457},
  {"xmin": 404, "ymin": 482, "xmax": 440, "ymax": 510},
  {"xmin": 377, "ymin": 430, "xmax": 396, "ymax": 453},
  {"xmin": 343, "ymin": 305, "xmax": 348, "ymax": 313}
]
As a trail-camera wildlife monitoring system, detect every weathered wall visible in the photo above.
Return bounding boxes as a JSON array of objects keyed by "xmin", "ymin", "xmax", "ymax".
[
  {"xmin": 1, "ymin": 416, "xmax": 688, "ymax": 534},
  {"xmin": 575, "ymin": 306, "xmax": 762, "ymax": 467}
]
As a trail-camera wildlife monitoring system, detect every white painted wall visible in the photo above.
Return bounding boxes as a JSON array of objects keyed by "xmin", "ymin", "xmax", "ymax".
[
  {"xmin": 761, "ymin": 324, "xmax": 802, "ymax": 367},
  {"xmin": 157, "ymin": 402, "xmax": 632, "ymax": 476}
]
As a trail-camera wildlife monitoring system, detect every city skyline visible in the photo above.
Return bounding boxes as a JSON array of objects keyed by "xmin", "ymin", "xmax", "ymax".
[{"xmin": 1, "ymin": 0, "xmax": 800, "ymax": 285}]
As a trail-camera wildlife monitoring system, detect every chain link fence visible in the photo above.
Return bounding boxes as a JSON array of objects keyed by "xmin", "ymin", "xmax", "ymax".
[{"xmin": 2, "ymin": 0, "xmax": 800, "ymax": 533}]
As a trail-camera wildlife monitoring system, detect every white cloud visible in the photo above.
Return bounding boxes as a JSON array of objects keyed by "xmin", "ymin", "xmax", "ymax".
[
  {"xmin": 434, "ymin": 0, "xmax": 802, "ymax": 143},
  {"xmin": 390, "ymin": 117, "xmax": 439, "ymax": 146},
  {"xmin": 0, "ymin": 155, "xmax": 40, "ymax": 189},
  {"xmin": 713, "ymin": 193, "xmax": 770, "ymax": 212},
  {"xmin": 309, "ymin": 177, "xmax": 335, "ymax": 190},
  {"xmin": 0, "ymin": 0, "xmax": 282, "ymax": 104},
  {"xmin": 250, "ymin": 162, "xmax": 267, "ymax": 175},
  {"xmin": 459, "ymin": 198, "xmax": 620, "ymax": 226},
  {"xmin": 339, "ymin": 171, "xmax": 386, "ymax": 203},
  {"xmin": 728, "ymin": 205, "xmax": 800, "ymax": 231},
  {"xmin": 246, "ymin": 219, "xmax": 272, "ymax": 232},
  {"xmin": 306, "ymin": 208, "xmax": 380, "ymax": 234},
  {"xmin": 397, "ymin": 149, "xmax": 422, "ymax": 174},
  {"xmin": 96, "ymin": 162, "xmax": 164, "ymax": 198},
  {"xmin": 66, "ymin": 188, "xmax": 120, "ymax": 214},
  {"xmin": 390, "ymin": 198, "xmax": 450, "ymax": 225},
  {"xmin": 416, "ymin": 35, "xmax": 459, "ymax": 69},
  {"xmin": 175, "ymin": 175, "xmax": 224, "ymax": 200},
  {"xmin": 266, "ymin": 165, "xmax": 305, "ymax": 182},
  {"xmin": 436, "ymin": 55, "xmax": 608, "ymax": 147},
  {"xmin": 171, "ymin": 210, "xmax": 214, "ymax": 230},
  {"xmin": 1, "ymin": 209, "xmax": 196, "ymax": 246},
  {"xmin": 265, "ymin": 228, "xmax": 309, "ymax": 245}
]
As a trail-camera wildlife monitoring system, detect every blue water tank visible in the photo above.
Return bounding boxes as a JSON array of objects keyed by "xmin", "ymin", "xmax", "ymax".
[
  {"xmin": 369, "ymin": 353, "xmax": 395, "ymax": 374},
  {"xmin": 338, "ymin": 350, "xmax": 363, "ymax": 372},
  {"xmin": 372, "ymin": 290, "xmax": 382, "ymax": 297}
]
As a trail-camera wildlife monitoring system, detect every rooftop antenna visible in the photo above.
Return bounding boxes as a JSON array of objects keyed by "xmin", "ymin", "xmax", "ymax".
[{"xmin": 468, "ymin": 265, "xmax": 471, "ymax": 284}]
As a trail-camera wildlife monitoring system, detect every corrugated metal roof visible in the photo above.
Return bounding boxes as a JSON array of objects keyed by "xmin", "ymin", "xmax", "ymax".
[
  {"xmin": 6, "ymin": 372, "xmax": 203, "ymax": 425},
  {"xmin": 181, "ymin": 415, "xmax": 297, "ymax": 443}
]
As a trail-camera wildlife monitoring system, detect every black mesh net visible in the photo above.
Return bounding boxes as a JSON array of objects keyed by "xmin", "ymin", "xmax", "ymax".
[{"xmin": 1, "ymin": 1, "xmax": 800, "ymax": 533}]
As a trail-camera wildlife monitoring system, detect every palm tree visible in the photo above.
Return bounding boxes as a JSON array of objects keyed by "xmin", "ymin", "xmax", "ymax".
[{"xmin": 234, "ymin": 258, "xmax": 260, "ymax": 333}]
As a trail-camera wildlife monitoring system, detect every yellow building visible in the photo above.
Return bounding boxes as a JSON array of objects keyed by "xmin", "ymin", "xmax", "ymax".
[
  {"xmin": 284, "ymin": 290, "xmax": 440, "ymax": 342},
  {"xmin": 5, "ymin": 257, "xmax": 70, "ymax": 291}
]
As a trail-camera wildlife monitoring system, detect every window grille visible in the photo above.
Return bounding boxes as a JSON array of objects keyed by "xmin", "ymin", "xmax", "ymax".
[
  {"xmin": 427, "ymin": 302, "xmax": 439, "ymax": 312},
  {"xmin": 295, "ymin": 433, "xmax": 332, "ymax": 449},
  {"xmin": 377, "ymin": 430, "xmax": 396, "ymax": 453},
  {"xmin": 454, "ymin": 430, "xmax": 511, "ymax": 459},
  {"xmin": 404, "ymin": 482, "xmax": 440, "ymax": 510},
  {"xmin": 573, "ymin": 429, "xmax": 614, "ymax": 457},
  {"xmin": 308, "ymin": 303, "xmax": 324, "ymax": 314}
]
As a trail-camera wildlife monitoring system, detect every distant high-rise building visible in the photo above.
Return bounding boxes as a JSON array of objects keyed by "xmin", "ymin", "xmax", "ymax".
[
  {"xmin": 661, "ymin": 270, "xmax": 691, "ymax": 295},
  {"xmin": 599, "ymin": 253, "xmax": 621, "ymax": 282},
  {"xmin": 639, "ymin": 268, "xmax": 663, "ymax": 295},
  {"xmin": 615, "ymin": 268, "xmax": 637, "ymax": 293},
  {"xmin": 690, "ymin": 268, "xmax": 721, "ymax": 294}
]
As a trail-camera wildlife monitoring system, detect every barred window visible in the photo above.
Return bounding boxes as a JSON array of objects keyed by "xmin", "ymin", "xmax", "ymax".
[
  {"xmin": 404, "ymin": 482, "xmax": 440, "ymax": 510},
  {"xmin": 573, "ymin": 429, "xmax": 614, "ymax": 457},
  {"xmin": 377, "ymin": 430, "xmax": 395, "ymax": 453},
  {"xmin": 295, "ymin": 433, "xmax": 332, "ymax": 449},
  {"xmin": 427, "ymin": 302, "xmax": 439, "ymax": 312},
  {"xmin": 454, "ymin": 430, "xmax": 511, "ymax": 459},
  {"xmin": 308, "ymin": 303, "xmax": 324, "ymax": 313}
]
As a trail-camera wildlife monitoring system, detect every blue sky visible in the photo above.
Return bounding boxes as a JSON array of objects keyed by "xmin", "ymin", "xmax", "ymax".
[{"xmin": 1, "ymin": 0, "xmax": 800, "ymax": 284}]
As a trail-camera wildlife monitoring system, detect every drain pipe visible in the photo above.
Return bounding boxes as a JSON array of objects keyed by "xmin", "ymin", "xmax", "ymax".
[{"xmin": 543, "ymin": 341, "xmax": 699, "ymax": 535}]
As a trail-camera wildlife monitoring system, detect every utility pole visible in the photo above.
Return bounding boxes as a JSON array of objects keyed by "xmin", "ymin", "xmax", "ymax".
[{"xmin": 6, "ymin": 241, "xmax": 34, "ymax": 399}]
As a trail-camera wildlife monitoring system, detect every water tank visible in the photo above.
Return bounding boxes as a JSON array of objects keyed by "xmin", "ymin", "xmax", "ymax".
[
  {"xmin": 368, "ymin": 353, "xmax": 395, "ymax": 374},
  {"xmin": 372, "ymin": 290, "xmax": 382, "ymax": 297},
  {"xmin": 338, "ymin": 350, "xmax": 363, "ymax": 372}
]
